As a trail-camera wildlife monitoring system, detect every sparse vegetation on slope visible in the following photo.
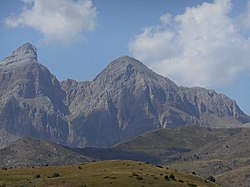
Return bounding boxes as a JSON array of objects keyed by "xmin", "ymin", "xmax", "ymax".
[
  {"xmin": 114, "ymin": 126, "xmax": 250, "ymax": 187},
  {"xmin": 115, "ymin": 125, "xmax": 222, "ymax": 159},
  {"xmin": 0, "ymin": 160, "xmax": 218, "ymax": 187}
]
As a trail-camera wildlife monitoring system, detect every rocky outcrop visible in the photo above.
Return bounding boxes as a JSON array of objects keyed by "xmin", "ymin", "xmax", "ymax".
[
  {"xmin": 0, "ymin": 44, "xmax": 249, "ymax": 148},
  {"xmin": 0, "ymin": 43, "xmax": 69, "ymax": 146}
]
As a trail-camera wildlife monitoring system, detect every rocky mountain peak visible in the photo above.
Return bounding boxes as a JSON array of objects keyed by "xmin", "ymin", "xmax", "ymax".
[
  {"xmin": 1, "ymin": 43, "xmax": 37, "ymax": 66},
  {"xmin": 94, "ymin": 56, "xmax": 156, "ymax": 81},
  {"xmin": 0, "ymin": 43, "xmax": 249, "ymax": 149}
]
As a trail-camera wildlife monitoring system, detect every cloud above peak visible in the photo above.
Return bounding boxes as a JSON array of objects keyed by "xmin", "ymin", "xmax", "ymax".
[
  {"xmin": 129, "ymin": 0, "xmax": 250, "ymax": 87},
  {"xmin": 5, "ymin": 0, "xmax": 97, "ymax": 46}
]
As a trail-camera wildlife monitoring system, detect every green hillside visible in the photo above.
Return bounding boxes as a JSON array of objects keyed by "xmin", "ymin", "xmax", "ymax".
[
  {"xmin": 114, "ymin": 126, "xmax": 250, "ymax": 187},
  {"xmin": 115, "ymin": 125, "xmax": 221, "ymax": 158},
  {"xmin": 0, "ymin": 160, "xmax": 218, "ymax": 187}
]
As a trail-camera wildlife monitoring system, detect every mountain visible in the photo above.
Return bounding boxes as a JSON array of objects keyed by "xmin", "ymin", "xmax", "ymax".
[
  {"xmin": 62, "ymin": 56, "xmax": 250, "ymax": 147},
  {"xmin": 0, "ymin": 43, "xmax": 249, "ymax": 148},
  {"xmin": 0, "ymin": 43, "xmax": 69, "ymax": 148}
]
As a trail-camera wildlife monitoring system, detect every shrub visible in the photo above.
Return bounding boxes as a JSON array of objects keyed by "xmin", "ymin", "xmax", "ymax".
[
  {"xmin": 35, "ymin": 174, "xmax": 41, "ymax": 178},
  {"xmin": 136, "ymin": 176, "xmax": 143, "ymax": 180},
  {"xmin": 192, "ymin": 171, "xmax": 196, "ymax": 175},
  {"xmin": 178, "ymin": 179, "xmax": 184, "ymax": 183},
  {"xmin": 188, "ymin": 184, "xmax": 197, "ymax": 187},
  {"xmin": 156, "ymin": 165, "xmax": 163, "ymax": 168},
  {"xmin": 52, "ymin": 173, "xmax": 60, "ymax": 178},
  {"xmin": 169, "ymin": 174, "xmax": 176, "ymax": 180},
  {"xmin": 207, "ymin": 176, "xmax": 216, "ymax": 183},
  {"xmin": 164, "ymin": 175, "xmax": 170, "ymax": 181}
]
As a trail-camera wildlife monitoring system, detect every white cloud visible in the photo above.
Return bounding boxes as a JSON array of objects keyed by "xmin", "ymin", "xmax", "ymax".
[
  {"xmin": 129, "ymin": 0, "xmax": 250, "ymax": 87},
  {"xmin": 5, "ymin": 0, "xmax": 97, "ymax": 45}
]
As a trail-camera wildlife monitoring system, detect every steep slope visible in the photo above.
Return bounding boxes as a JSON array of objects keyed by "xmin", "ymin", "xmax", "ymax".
[
  {"xmin": 0, "ymin": 43, "xmax": 249, "ymax": 148},
  {"xmin": 0, "ymin": 137, "xmax": 89, "ymax": 167},
  {"xmin": 62, "ymin": 56, "xmax": 249, "ymax": 147},
  {"xmin": 0, "ymin": 43, "xmax": 69, "ymax": 146},
  {"xmin": 178, "ymin": 87, "xmax": 249, "ymax": 127},
  {"xmin": 62, "ymin": 56, "xmax": 182, "ymax": 147}
]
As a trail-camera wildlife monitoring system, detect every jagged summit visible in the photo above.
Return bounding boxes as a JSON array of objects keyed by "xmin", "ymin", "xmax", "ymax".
[
  {"xmin": 109, "ymin": 55, "xmax": 144, "ymax": 66},
  {"xmin": 105, "ymin": 55, "xmax": 152, "ymax": 73},
  {"xmin": 1, "ymin": 43, "xmax": 37, "ymax": 66},
  {"xmin": 93, "ymin": 55, "xmax": 174, "ymax": 85},
  {"xmin": 93, "ymin": 56, "xmax": 146, "ymax": 81}
]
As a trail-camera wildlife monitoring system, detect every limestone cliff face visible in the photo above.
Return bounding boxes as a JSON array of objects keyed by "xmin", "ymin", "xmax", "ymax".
[
  {"xmin": 0, "ymin": 43, "xmax": 69, "ymax": 146},
  {"xmin": 63, "ymin": 56, "xmax": 250, "ymax": 147},
  {"xmin": 0, "ymin": 44, "xmax": 249, "ymax": 148}
]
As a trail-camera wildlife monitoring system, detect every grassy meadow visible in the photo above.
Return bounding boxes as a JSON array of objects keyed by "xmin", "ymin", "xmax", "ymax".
[{"xmin": 0, "ymin": 160, "xmax": 218, "ymax": 187}]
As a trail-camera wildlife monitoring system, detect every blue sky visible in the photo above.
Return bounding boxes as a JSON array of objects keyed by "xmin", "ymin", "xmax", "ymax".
[{"xmin": 0, "ymin": 0, "xmax": 250, "ymax": 115}]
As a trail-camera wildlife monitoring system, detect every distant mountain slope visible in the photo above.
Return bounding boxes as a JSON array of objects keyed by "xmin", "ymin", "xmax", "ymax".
[
  {"xmin": 0, "ymin": 137, "xmax": 89, "ymax": 167},
  {"xmin": 163, "ymin": 127, "xmax": 250, "ymax": 187},
  {"xmin": 114, "ymin": 125, "xmax": 250, "ymax": 187},
  {"xmin": 0, "ymin": 43, "xmax": 249, "ymax": 148},
  {"xmin": 0, "ymin": 136, "xmax": 160, "ymax": 168},
  {"xmin": 114, "ymin": 125, "xmax": 242, "ymax": 161},
  {"xmin": 180, "ymin": 127, "xmax": 250, "ymax": 160},
  {"xmin": 114, "ymin": 125, "xmax": 219, "ymax": 155}
]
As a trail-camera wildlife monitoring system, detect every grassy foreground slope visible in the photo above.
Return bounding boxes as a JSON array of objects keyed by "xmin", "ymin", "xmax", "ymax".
[{"xmin": 0, "ymin": 160, "xmax": 218, "ymax": 187}]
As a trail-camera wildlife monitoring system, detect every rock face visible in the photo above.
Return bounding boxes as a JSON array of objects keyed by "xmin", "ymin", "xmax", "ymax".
[
  {"xmin": 0, "ymin": 43, "xmax": 69, "ymax": 147},
  {"xmin": 0, "ymin": 43, "xmax": 249, "ymax": 148}
]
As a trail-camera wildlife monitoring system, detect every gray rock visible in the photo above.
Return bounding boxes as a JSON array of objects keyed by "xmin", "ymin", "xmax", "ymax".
[
  {"xmin": 0, "ymin": 44, "xmax": 249, "ymax": 148},
  {"xmin": 0, "ymin": 43, "xmax": 69, "ymax": 146}
]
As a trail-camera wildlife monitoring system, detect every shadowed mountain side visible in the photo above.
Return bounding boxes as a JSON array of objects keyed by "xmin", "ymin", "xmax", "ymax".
[
  {"xmin": 0, "ymin": 137, "xmax": 159, "ymax": 168},
  {"xmin": 114, "ymin": 125, "xmax": 250, "ymax": 187},
  {"xmin": 0, "ymin": 137, "xmax": 89, "ymax": 167},
  {"xmin": 114, "ymin": 125, "xmax": 228, "ymax": 160}
]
